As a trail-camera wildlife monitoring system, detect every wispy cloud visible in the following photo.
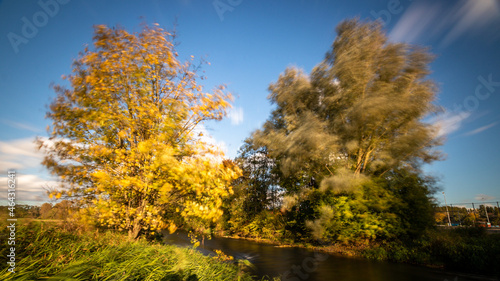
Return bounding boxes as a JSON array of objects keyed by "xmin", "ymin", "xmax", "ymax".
[
  {"xmin": 390, "ymin": 0, "xmax": 500, "ymax": 47},
  {"xmin": 389, "ymin": 1, "xmax": 442, "ymax": 43},
  {"xmin": 475, "ymin": 194, "xmax": 495, "ymax": 201},
  {"xmin": 440, "ymin": 0, "xmax": 500, "ymax": 47},
  {"xmin": 227, "ymin": 106, "xmax": 244, "ymax": 125},
  {"xmin": 431, "ymin": 110, "xmax": 471, "ymax": 138},
  {"xmin": 464, "ymin": 122, "xmax": 498, "ymax": 136},
  {"xmin": 0, "ymin": 119, "xmax": 42, "ymax": 133}
]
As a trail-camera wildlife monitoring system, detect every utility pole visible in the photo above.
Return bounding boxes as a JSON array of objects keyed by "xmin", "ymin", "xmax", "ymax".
[
  {"xmin": 479, "ymin": 197, "xmax": 491, "ymax": 227},
  {"xmin": 497, "ymin": 202, "xmax": 500, "ymax": 225},
  {"xmin": 484, "ymin": 204, "xmax": 491, "ymax": 226},
  {"xmin": 443, "ymin": 192, "xmax": 452, "ymax": 227},
  {"xmin": 472, "ymin": 202, "xmax": 477, "ymax": 225}
]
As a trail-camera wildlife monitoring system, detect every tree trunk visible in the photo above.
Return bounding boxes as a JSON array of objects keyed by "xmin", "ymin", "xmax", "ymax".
[
  {"xmin": 128, "ymin": 218, "xmax": 142, "ymax": 240},
  {"xmin": 128, "ymin": 198, "xmax": 147, "ymax": 240}
]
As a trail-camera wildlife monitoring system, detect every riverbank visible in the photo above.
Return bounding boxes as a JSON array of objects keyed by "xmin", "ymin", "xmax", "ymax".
[
  {"xmin": 0, "ymin": 220, "xmax": 270, "ymax": 280},
  {"xmin": 219, "ymin": 233, "xmax": 367, "ymax": 257}
]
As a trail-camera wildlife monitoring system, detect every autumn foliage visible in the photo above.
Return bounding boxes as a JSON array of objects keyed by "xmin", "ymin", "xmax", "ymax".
[{"xmin": 38, "ymin": 24, "xmax": 240, "ymax": 239}]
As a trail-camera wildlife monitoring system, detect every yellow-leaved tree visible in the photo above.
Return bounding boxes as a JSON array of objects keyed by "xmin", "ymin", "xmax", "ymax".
[{"xmin": 37, "ymin": 24, "xmax": 241, "ymax": 239}]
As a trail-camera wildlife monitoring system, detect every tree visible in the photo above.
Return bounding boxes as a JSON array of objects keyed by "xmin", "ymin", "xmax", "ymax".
[
  {"xmin": 255, "ymin": 19, "xmax": 441, "ymax": 180},
  {"xmin": 384, "ymin": 169, "xmax": 436, "ymax": 239},
  {"xmin": 40, "ymin": 203, "xmax": 54, "ymax": 219},
  {"xmin": 251, "ymin": 19, "xmax": 442, "ymax": 243},
  {"xmin": 235, "ymin": 138, "xmax": 280, "ymax": 214},
  {"xmin": 219, "ymin": 139, "xmax": 287, "ymax": 238},
  {"xmin": 37, "ymin": 24, "xmax": 241, "ymax": 239}
]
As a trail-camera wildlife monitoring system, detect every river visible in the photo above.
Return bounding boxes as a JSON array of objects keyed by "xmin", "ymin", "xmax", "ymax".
[{"xmin": 162, "ymin": 231, "xmax": 498, "ymax": 281}]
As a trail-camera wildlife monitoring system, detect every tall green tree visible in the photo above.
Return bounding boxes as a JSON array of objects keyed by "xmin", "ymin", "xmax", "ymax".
[
  {"xmin": 252, "ymin": 19, "xmax": 442, "ymax": 243},
  {"xmin": 37, "ymin": 24, "xmax": 240, "ymax": 239},
  {"xmin": 255, "ymin": 19, "xmax": 441, "ymax": 180},
  {"xmin": 235, "ymin": 139, "xmax": 281, "ymax": 214},
  {"xmin": 219, "ymin": 139, "xmax": 281, "ymax": 236}
]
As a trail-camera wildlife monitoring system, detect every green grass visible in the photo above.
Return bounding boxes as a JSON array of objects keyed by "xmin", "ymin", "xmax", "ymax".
[{"xmin": 0, "ymin": 221, "xmax": 267, "ymax": 280}]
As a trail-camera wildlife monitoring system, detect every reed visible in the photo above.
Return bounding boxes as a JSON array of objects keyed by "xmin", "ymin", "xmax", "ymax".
[{"xmin": 0, "ymin": 220, "xmax": 268, "ymax": 280}]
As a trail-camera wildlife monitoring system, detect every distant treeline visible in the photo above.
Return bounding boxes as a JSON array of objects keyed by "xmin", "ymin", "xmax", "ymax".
[
  {"xmin": 0, "ymin": 200, "xmax": 73, "ymax": 220},
  {"xmin": 434, "ymin": 205, "xmax": 500, "ymax": 226}
]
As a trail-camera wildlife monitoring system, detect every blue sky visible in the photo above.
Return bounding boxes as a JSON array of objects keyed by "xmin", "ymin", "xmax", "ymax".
[{"xmin": 0, "ymin": 0, "xmax": 499, "ymax": 206}]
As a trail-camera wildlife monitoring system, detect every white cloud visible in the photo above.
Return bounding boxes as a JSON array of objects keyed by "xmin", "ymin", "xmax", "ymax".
[
  {"xmin": 0, "ymin": 137, "xmax": 44, "ymax": 174},
  {"xmin": 193, "ymin": 124, "xmax": 229, "ymax": 162},
  {"xmin": 0, "ymin": 174, "xmax": 56, "ymax": 204},
  {"xmin": 227, "ymin": 107, "xmax": 244, "ymax": 125},
  {"xmin": 430, "ymin": 110, "xmax": 471, "ymax": 138},
  {"xmin": 464, "ymin": 122, "xmax": 498, "ymax": 136},
  {"xmin": 390, "ymin": 0, "xmax": 500, "ymax": 47},
  {"xmin": 0, "ymin": 137, "xmax": 57, "ymax": 204}
]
